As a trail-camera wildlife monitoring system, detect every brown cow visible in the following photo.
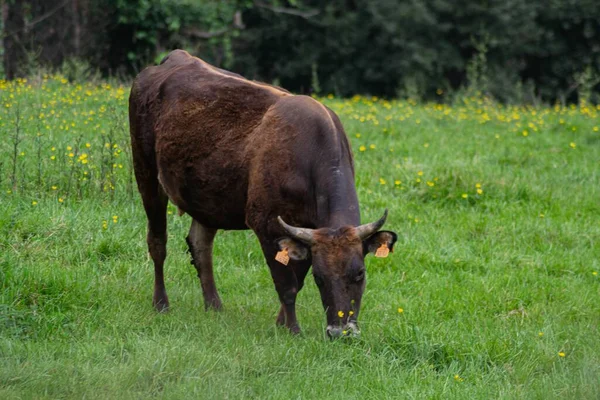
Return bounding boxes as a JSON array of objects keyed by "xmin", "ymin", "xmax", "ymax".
[{"xmin": 129, "ymin": 50, "xmax": 397, "ymax": 337}]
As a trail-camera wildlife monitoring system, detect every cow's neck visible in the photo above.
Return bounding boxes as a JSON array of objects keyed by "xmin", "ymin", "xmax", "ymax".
[{"xmin": 314, "ymin": 165, "xmax": 360, "ymax": 229}]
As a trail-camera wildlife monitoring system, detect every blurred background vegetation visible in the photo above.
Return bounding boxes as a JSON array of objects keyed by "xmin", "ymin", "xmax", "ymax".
[{"xmin": 2, "ymin": 0, "xmax": 600, "ymax": 103}]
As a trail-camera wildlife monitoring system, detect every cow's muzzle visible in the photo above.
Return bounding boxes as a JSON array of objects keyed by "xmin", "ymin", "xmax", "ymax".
[{"xmin": 326, "ymin": 321, "xmax": 361, "ymax": 339}]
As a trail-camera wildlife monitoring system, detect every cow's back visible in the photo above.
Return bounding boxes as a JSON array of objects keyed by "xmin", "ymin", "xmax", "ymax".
[{"xmin": 129, "ymin": 50, "xmax": 289, "ymax": 229}]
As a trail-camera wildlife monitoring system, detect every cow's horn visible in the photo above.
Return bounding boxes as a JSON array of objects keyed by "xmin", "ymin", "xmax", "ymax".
[
  {"xmin": 355, "ymin": 209, "xmax": 388, "ymax": 240},
  {"xmin": 277, "ymin": 216, "xmax": 316, "ymax": 244}
]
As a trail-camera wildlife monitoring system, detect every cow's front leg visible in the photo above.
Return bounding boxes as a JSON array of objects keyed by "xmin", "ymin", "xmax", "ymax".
[
  {"xmin": 254, "ymin": 223, "xmax": 311, "ymax": 334},
  {"xmin": 268, "ymin": 260, "xmax": 301, "ymax": 334},
  {"xmin": 275, "ymin": 305, "xmax": 286, "ymax": 327},
  {"xmin": 275, "ymin": 260, "xmax": 311, "ymax": 328}
]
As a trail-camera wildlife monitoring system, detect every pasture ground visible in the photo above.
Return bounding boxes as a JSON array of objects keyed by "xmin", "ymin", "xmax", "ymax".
[{"xmin": 1, "ymin": 77, "xmax": 599, "ymax": 399}]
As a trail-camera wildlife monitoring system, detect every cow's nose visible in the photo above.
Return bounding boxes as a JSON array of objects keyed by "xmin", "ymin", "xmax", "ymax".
[
  {"xmin": 326, "ymin": 325, "xmax": 344, "ymax": 339},
  {"xmin": 345, "ymin": 321, "xmax": 361, "ymax": 337}
]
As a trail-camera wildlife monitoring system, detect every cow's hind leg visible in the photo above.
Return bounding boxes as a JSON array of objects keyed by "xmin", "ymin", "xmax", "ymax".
[
  {"xmin": 130, "ymin": 92, "xmax": 170, "ymax": 311},
  {"xmin": 132, "ymin": 154, "xmax": 169, "ymax": 310},
  {"xmin": 142, "ymin": 189, "xmax": 169, "ymax": 311},
  {"xmin": 186, "ymin": 220, "xmax": 222, "ymax": 310}
]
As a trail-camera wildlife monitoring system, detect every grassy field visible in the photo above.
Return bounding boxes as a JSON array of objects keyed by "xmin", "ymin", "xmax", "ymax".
[{"xmin": 1, "ymin": 76, "xmax": 599, "ymax": 399}]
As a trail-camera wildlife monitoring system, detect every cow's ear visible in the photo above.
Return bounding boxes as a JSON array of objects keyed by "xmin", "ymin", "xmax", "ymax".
[
  {"xmin": 363, "ymin": 231, "xmax": 397, "ymax": 258},
  {"xmin": 275, "ymin": 238, "xmax": 310, "ymax": 261}
]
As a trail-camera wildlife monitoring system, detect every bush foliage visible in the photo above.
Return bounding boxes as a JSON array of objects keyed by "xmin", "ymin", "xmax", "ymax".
[{"xmin": 3, "ymin": 0, "xmax": 600, "ymax": 102}]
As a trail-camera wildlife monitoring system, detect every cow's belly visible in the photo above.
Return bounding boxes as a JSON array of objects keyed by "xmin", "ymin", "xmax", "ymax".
[{"xmin": 156, "ymin": 154, "xmax": 249, "ymax": 230}]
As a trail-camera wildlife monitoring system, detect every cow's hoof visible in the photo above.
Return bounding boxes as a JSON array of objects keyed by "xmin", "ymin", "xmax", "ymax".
[
  {"xmin": 204, "ymin": 297, "xmax": 223, "ymax": 311},
  {"xmin": 288, "ymin": 324, "xmax": 301, "ymax": 335},
  {"xmin": 153, "ymin": 297, "xmax": 170, "ymax": 312}
]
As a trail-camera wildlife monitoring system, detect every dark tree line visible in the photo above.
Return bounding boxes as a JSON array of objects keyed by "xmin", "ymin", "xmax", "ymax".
[{"xmin": 2, "ymin": 0, "xmax": 600, "ymax": 102}]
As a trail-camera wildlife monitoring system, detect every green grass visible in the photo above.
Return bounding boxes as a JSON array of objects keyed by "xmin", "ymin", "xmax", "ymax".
[{"xmin": 1, "ymin": 78, "xmax": 599, "ymax": 398}]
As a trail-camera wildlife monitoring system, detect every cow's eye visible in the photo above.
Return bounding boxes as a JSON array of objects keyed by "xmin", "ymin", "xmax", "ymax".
[
  {"xmin": 355, "ymin": 270, "xmax": 365, "ymax": 282},
  {"xmin": 314, "ymin": 274, "xmax": 324, "ymax": 287}
]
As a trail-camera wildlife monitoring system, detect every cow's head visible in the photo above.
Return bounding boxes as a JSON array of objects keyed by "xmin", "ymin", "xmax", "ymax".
[{"xmin": 276, "ymin": 210, "xmax": 397, "ymax": 338}]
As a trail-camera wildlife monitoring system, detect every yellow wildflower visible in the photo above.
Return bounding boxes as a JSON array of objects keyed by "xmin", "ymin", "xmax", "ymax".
[{"xmin": 338, "ymin": 311, "xmax": 344, "ymax": 318}]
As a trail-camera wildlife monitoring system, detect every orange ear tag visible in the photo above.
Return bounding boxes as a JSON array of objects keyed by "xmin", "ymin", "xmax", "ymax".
[
  {"xmin": 275, "ymin": 248, "xmax": 290, "ymax": 265},
  {"xmin": 375, "ymin": 244, "xmax": 390, "ymax": 258}
]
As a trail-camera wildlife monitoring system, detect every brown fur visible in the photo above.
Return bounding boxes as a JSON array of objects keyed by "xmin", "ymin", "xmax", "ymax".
[
  {"xmin": 312, "ymin": 227, "xmax": 363, "ymax": 275},
  {"xmin": 129, "ymin": 50, "xmax": 394, "ymax": 335}
]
